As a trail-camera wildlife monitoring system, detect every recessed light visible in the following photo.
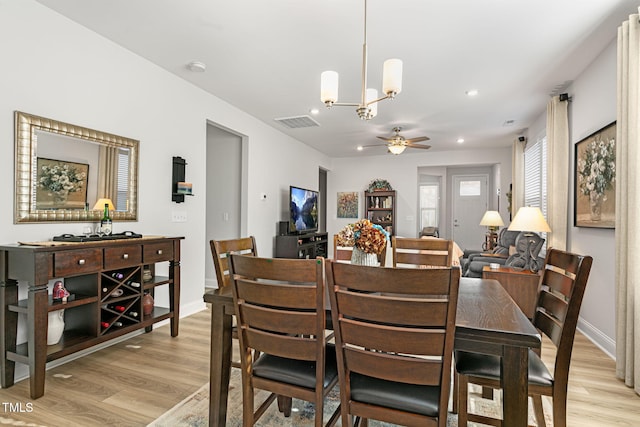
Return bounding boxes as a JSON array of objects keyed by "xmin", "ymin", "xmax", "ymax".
[
  {"xmin": 357, "ymin": 146, "xmax": 364, "ymax": 151},
  {"xmin": 309, "ymin": 108, "xmax": 319, "ymax": 115},
  {"xmin": 457, "ymin": 138, "xmax": 464, "ymax": 143},
  {"xmin": 187, "ymin": 61, "xmax": 206, "ymax": 72},
  {"xmin": 465, "ymin": 89, "xmax": 478, "ymax": 97}
]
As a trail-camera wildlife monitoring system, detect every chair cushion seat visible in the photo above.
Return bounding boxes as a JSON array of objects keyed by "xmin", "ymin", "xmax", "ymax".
[
  {"xmin": 455, "ymin": 349, "xmax": 554, "ymax": 387},
  {"xmin": 253, "ymin": 344, "xmax": 337, "ymax": 389},
  {"xmin": 350, "ymin": 372, "xmax": 441, "ymax": 417}
]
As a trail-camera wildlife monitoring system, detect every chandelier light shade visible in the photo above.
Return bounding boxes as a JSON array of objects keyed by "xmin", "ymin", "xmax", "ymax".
[
  {"xmin": 387, "ymin": 144, "xmax": 406, "ymax": 155},
  {"xmin": 320, "ymin": 0, "xmax": 403, "ymax": 120},
  {"xmin": 320, "ymin": 71, "xmax": 339, "ymax": 104},
  {"xmin": 479, "ymin": 210, "xmax": 504, "ymax": 232},
  {"xmin": 508, "ymin": 206, "xmax": 551, "ymax": 233},
  {"xmin": 382, "ymin": 59, "xmax": 403, "ymax": 95}
]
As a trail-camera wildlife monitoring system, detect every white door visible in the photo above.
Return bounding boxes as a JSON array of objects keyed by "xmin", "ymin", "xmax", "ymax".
[{"xmin": 452, "ymin": 175, "xmax": 488, "ymax": 251}]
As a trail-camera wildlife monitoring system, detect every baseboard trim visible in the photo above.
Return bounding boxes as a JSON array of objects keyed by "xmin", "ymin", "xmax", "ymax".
[{"xmin": 577, "ymin": 316, "xmax": 615, "ymax": 360}]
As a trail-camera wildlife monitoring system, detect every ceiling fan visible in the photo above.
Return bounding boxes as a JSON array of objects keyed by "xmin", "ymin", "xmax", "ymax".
[{"xmin": 362, "ymin": 127, "xmax": 431, "ymax": 155}]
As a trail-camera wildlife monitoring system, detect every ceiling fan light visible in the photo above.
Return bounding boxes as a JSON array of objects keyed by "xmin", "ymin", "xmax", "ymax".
[
  {"xmin": 382, "ymin": 59, "xmax": 403, "ymax": 95},
  {"xmin": 366, "ymin": 88, "xmax": 378, "ymax": 118},
  {"xmin": 388, "ymin": 144, "xmax": 406, "ymax": 155},
  {"xmin": 320, "ymin": 71, "xmax": 339, "ymax": 104}
]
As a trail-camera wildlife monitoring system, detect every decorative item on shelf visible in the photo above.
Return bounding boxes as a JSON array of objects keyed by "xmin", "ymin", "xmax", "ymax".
[
  {"xmin": 47, "ymin": 310, "xmax": 65, "ymax": 346},
  {"xmin": 52, "ymin": 281, "xmax": 70, "ymax": 303},
  {"xmin": 176, "ymin": 181, "xmax": 193, "ymax": 195},
  {"xmin": 143, "ymin": 292, "xmax": 154, "ymax": 316},
  {"xmin": 507, "ymin": 206, "xmax": 551, "ymax": 272},
  {"xmin": 336, "ymin": 219, "xmax": 389, "ymax": 266},
  {"xmin": 142, "ymin": 268, "xmax": 153, "ymax": 282},
  {"xmin": 367, "ymin": 178, "xmax": 393, "ymax": 192}
]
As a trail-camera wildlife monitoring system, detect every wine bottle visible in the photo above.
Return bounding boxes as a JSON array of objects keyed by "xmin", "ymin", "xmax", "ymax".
[
  {"xmin": 126, "ymin": 280, "xmax": 141, "ymax": 288},
  {"xmin": 102, "ymin": 287, "xmax": 108, "ymax": 293},
  {"xmin": 127, "ymin": 311, "xmax": 139, "ymax": 318},
  {"xmin": 113, "ymin": 321, "xmax": 123, "ymax": 327},
  {"xmin": 100, "ymin": 203, "xmax": 112, "ymax": 236},
  {"xmin": 101, "ymin": 321, "xmax": 110, "ymax": 329},
  {"xmin": 107, "ymin": 304, "xmax": 126, "ymax": 312},
  {"xmin": 111, "ymin": 272, "xmax": 124, "ymax": 280}
]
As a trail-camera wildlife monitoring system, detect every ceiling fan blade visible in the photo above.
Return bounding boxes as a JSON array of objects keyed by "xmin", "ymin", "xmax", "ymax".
[
  {"xmin": 376, "ymin": 136, "xmax": 393, "ymax": 142},
  {"xmin": 406, "ymin": 143, "xmax": 431, "ymax": 150},
  {"xmin": 360, "ymin": 143, "xmax": 389, "ymax": 148},
  {"xmin": 405, "ymin": 136, "xmax": 430, "ymax": 143}
]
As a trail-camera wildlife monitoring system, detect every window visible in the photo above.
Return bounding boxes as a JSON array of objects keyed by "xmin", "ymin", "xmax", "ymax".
[
  {"xmin": 524, "ymin": 135, "xmax": 547, "ymax": 216},
  {"xmin": 116, "ymin": 149, "xmax": 129, "ymax": 211},
  {"xmin": 419, "ymin": 183, "xmax": 439, "ymax": 229},
  {"xmin": 459, "ymin": 180, "xmax": 481, "ymax": 196}
]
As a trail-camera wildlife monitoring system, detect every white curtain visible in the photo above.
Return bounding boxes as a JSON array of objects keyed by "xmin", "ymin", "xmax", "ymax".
[
  {"xmin": 546, "ymin": 96, "xmax": 569, "ymax": 250},
  {"xmin": 511, "ymin": 138, "xmax": 525, "ymax": 221},
  {"xmin": 97, "ymin": 145, "xmax": 118, "ymax": 203},
  {"xmin": 616, "ymin": 9, "xmax": 640, "ymax": 394}
]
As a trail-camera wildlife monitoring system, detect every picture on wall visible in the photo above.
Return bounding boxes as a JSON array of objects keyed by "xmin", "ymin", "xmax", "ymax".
[
  {"xmin": 574, "ymin": 121, "xmax": 616, "ymax": 228},
  {"xmin": 337, "ymin": 191, "xmax": 358, "ymax": 218},
  {"xmin": 35, "ymin": 157, "xmax": 89, "ymax": 210}
]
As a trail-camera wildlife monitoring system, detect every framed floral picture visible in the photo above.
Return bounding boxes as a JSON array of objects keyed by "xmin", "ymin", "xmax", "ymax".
[
  {"xmin": 35, "ymin": 158, "xmax": 89, "ymax": 210},
  {"xmin": 574, "ymin": 121, "xmax": 616, "ymax": 228},
  {"xmin": 337, "ymin": 191, "xmax": 358, "ymax": 218}
]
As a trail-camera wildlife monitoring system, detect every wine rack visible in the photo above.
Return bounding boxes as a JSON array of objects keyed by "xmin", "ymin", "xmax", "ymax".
[{"xmin": 0, "ymin": 236, "xmax": 183, "ymax": 399}]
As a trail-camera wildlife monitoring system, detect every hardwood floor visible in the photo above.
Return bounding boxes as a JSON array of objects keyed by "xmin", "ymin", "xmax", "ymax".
[{"xmin": 0, "ymin": 306, "xmax": 638, "ymax": 426}]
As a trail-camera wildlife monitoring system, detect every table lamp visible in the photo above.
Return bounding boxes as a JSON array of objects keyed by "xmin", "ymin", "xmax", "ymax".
[
  {"xmin": 507, "ymin": 206, "xmax": 551, "ymax": 272},
  {"xmin": 479, "ymin": 211, "xmax": 504, "ymax": 233},
  {"xmin": 479, "ymin": 210, "xmax": 504, "ymax": 250},
  {"xmin": 93, "ymin": 198, "xmax": 115, "ymax": 211}
]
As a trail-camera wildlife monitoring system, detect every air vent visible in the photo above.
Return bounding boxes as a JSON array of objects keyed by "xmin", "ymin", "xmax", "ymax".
[{"xmin": 274, "ymin": 115, "xmax": 320, "ymax": 129}]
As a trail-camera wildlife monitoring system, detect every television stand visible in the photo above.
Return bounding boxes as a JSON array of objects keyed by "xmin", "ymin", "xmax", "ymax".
[{"xmin": 275, "ymin": 232, "xmax": 328, "ymax": 259}]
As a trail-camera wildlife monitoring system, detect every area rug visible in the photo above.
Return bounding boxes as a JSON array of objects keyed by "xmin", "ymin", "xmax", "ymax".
[{"xmin": 149, "ymin": 370, "xmax": 552, "ymax": 426}]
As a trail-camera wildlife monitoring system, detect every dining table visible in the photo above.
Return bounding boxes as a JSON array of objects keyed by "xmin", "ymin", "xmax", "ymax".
[{"xmin": 203, "ymin": 276, "xmax": 541, "ymax": 427}]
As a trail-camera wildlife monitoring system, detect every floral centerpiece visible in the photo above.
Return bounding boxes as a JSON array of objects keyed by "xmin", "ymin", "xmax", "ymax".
[
  {"xmin": 38, "ymin": 163, "xmax": 86, "ymax": 203},
  {"xmin": 577, "ymin": 134, "xmax": 615, "ymax": 221},
  {"xmin": 367, "ymin": 178, "xmax": 393, "ymax": 192},
  {"xmin": 336, "ymin": 219, "xmax": 389, "ymax": 266}
]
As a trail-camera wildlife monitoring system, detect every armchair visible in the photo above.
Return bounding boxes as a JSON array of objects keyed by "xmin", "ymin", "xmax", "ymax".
[{"xmin": 461, "ymin": 229, "xmax": 519, "ymax": 276}]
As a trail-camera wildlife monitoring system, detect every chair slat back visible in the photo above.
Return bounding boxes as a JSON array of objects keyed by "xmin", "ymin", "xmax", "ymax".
[
  {"xmin": 229, "ymin": 254, "xmax": 326, "ymax": 362},
  {"xmin": 210, "ymin": 236, "xmax": 258, "ymax": 288},
  {"xmin": 533, "ymin": 249, "xmax": 592, "ymax": 372},
  {"xmin": 326, "ymin": 261, "xmax": 459, "ymax": 397},
  {"xmin": 392, "ymin": 237, "xmax": 453, "ymax": 268}
]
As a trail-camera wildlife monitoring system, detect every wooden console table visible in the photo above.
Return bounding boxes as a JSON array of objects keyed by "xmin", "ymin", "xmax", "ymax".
[
  {"xmin": 482, "ymin": 265, "xmax": 540, "ymax": 318},
  {"xmin": 0, "ymin": 236, "xmax": 183, "ymax": 398}
]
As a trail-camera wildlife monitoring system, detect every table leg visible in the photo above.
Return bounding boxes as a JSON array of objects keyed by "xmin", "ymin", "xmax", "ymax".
[
  {"xmin": 209, "ymin": 299, "xmax": 233, "ymax": 427},
  {"xmin": 501, "ymin": 345, "xmax": 529, "ymax": 426},
  {"xmin": 28, "ymin": 284, "xmax": 49, "ymax": 399}
]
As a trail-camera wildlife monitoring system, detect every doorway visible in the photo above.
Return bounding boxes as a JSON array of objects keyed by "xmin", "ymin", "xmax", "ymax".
[
  {"xmin": 452, "ymin": 174, "xmax": 488, "ymax": 251},
  {"xmin": 205, "ymin": 123, "xmax": 244, "ymax": 288}
]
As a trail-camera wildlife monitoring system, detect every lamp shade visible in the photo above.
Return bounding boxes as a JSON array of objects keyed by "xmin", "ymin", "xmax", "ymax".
[
  {"xmin": 508, "ymin": 207, "xmax": 551, "ymax": 233},
  {"xmin": 479, "ymin": 210, "xmax": 504, "ymax": 227},
  {"xmin": 388, "ymin": 144, "xmax": 406, "ymax": 155},
  {"xmin": 93, "ymin": 198, "xmax": 115, "ymax": 211},
  {"xmin": 382, "ymin": 59, "xmax": 403, "ymax": 95},
  {"xmin": 320, "ymin": 70, "xmax": 339, "ymax": 103}
]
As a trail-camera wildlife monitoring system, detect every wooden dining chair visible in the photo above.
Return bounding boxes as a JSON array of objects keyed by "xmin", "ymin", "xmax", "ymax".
[
  {"xmin": 228, "ymin": 254, "xmax": 340, "ymax": 427},
  {"xmin": 333, "ymin": 234, "xmax": 387, "ymax": 266},
  {"xmin": 325, "ymin": 261, "xmax": 460, "ymax": 427},
  {"xmin": 392, "ymin": 236, "xmax": 454, "ymax": 268},
  {"xmin": 454, "ymin": 248, "xmax": 593, "ymax": 427}
]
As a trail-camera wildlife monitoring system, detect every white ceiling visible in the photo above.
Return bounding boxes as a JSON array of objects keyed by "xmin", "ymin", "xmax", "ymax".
[{"xmin": 36, "ymin": 0, "xmax": 638, "ymax": 158}]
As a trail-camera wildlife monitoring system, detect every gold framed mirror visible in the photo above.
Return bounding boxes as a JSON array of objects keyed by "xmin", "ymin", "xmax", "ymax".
[{"xmin": 14, "ymin": 111, "xmax": 139, "ymax": 223}]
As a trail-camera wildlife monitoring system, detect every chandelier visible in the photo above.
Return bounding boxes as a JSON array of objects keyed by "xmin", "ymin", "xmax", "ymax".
[{"xmin": 320, "ymin": 0, "xmax": 403, "ymax": 120}]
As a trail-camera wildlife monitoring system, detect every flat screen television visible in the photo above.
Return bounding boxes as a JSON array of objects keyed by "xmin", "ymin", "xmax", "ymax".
[{"xmin": 289, "ymin": 186, "xmax": 319, "ymax": 234}]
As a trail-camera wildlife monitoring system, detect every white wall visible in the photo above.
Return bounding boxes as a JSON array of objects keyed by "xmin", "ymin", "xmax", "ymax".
[
  {"xmin": 0, "ymin": 1, "xmax": 331, "ymax": 379},
  {"xmin": 568, "ymin": 39, "xmax": 618, "ymax": 356},
  {"xmin": 327, "ymin": 147, "xmax": 512, "ymax": 252}
]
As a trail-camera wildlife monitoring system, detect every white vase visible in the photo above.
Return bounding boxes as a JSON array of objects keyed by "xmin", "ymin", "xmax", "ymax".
[
  {"xmin": 351, "ymin": 247, "xmax": 380, "ymax": 266},
  {"xmin": 47, "ymin": 310, "xmax": 65, "ymax": 345}
]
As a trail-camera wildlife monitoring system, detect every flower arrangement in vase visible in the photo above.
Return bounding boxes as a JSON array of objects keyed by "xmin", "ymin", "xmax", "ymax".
[
  {"xmin": 38, "ymin": 163, "xmax": 86, "ymax": 203},
  {"xmin": 336, "ymin": 219, "xmax": 389, "ymax": 266},
  {"xmin": 577, "ymin": 134, "xmax": 615, "ymax": 221}
]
